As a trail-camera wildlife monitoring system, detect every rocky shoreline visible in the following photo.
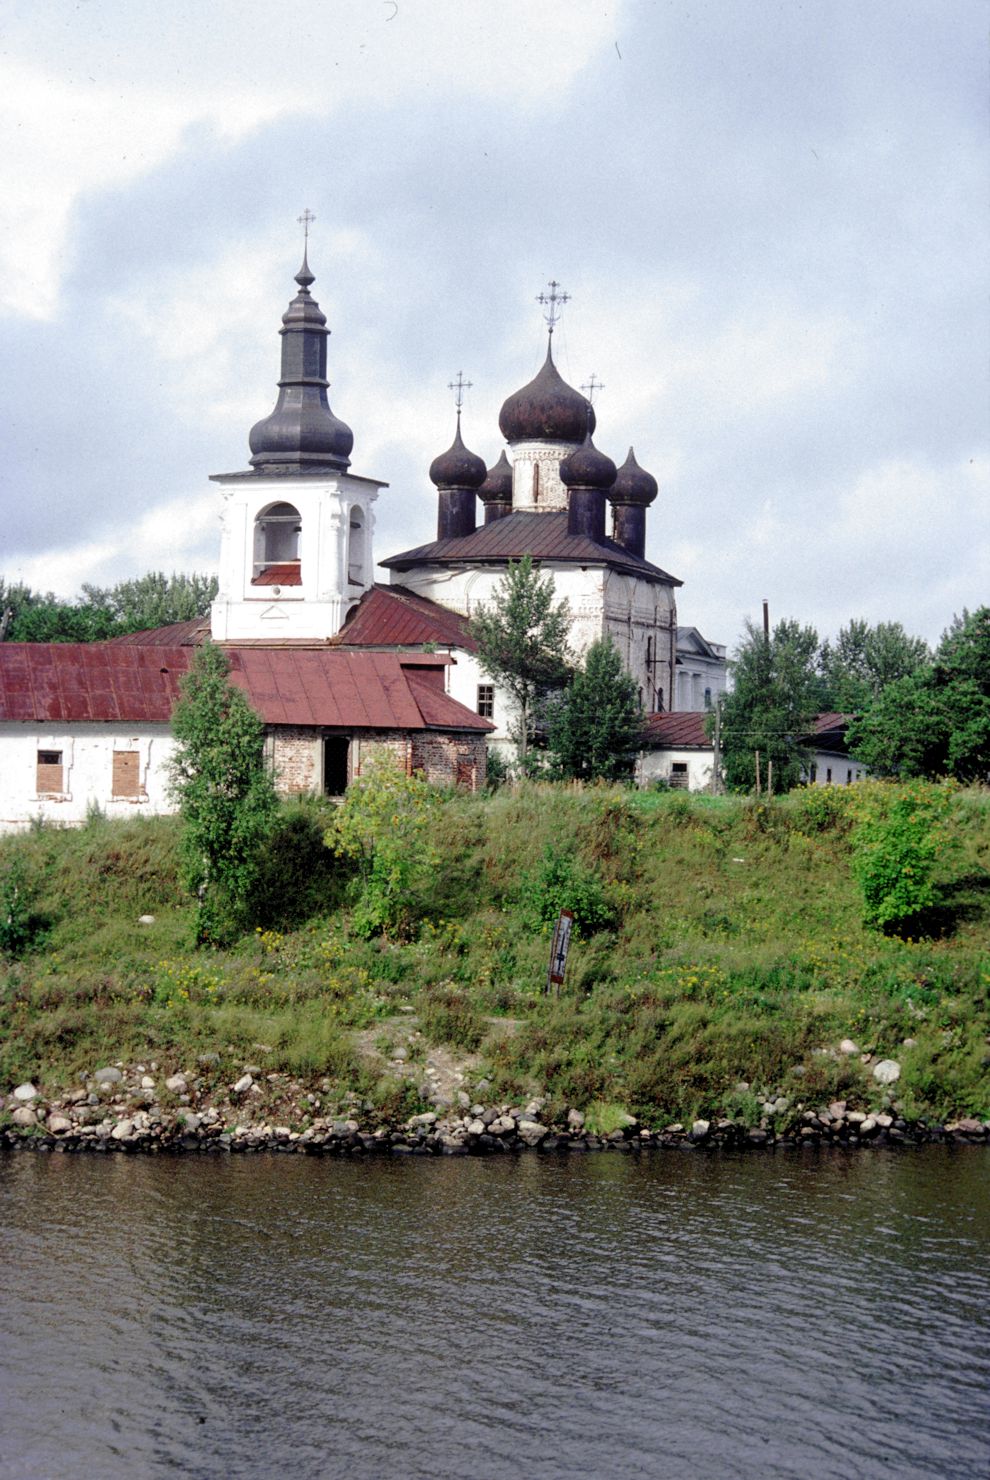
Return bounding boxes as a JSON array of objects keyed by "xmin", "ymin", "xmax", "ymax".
[{"xmin": 4, "ymin": 1062, "xmax": 988, "ymax": 1157}]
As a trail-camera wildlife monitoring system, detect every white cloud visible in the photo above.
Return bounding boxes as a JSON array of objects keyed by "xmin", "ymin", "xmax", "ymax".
[{"xmin": 0, "ymin": 1, "xmax": 625, "ymax": 319}]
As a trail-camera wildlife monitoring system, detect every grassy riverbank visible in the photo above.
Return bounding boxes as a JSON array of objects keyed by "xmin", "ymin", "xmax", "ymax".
[{"xmin": 2, "ymin": 784, "xmax": 988, "ymax": 1130}]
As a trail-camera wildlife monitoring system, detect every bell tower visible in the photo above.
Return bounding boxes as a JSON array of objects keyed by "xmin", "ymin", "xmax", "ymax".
[{"xmin": 210, "ymin": 217, "xmax": 387, "ymax": 642}]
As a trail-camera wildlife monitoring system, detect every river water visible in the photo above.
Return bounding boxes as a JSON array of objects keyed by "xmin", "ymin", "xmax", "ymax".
[{"xmin": 0, "ymin": 1146, "xmax": 987, "ymax": 1480}]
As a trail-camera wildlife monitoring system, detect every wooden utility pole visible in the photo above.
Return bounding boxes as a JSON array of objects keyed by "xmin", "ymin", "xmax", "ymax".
[
  {"xmin": 755, "ymin": 749, "xmax": 762, "ymax": 797},
  {"xmin": 711, "ymin": 699, "xmax": 722, "ymax": 794}
]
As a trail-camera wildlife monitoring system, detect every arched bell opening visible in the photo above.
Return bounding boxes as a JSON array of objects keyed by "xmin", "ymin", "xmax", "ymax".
[
  {"xmin": 252, "ymin": 502, "xmax": 302, "ymax": 585},
  {"xmin": 347, "ymin": 508, "xmax": 365, "ymax": 587}
]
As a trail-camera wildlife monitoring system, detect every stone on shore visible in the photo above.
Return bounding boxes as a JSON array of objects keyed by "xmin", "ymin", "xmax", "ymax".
[
  {"xmin": 12, "ymin": 1083, "xmax": 37, "ymax": 1103},
  {"xmin": 872, "ymin": 1060, "xmax": 901, "ymax": 1085}
]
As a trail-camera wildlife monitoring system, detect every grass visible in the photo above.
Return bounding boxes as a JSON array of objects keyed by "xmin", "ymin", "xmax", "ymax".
[{"xmin": 1, "ymin": 783, "xmax": 988, "ymax": 1125}]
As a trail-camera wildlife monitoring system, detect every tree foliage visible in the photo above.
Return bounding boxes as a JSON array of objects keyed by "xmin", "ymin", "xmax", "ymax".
[
  {"xmin": 547, "ymin": 637, "xmax": 644, "ymax": 782},
  {"xmin": 1, "ymin": 571, "xmax": 217, "ymax": 643},
  {"xmin": 719, "ymin": 618, "xmax": 822, "ymax": 793},
  {"xmin": 323, "ymin": 756, "xmax": 439, "ymax": 938},
  {"xmin": 168, "ymin": 642, "xmax": 277, "ymax": 945},
  {"xmin": 468, "ymin": 556, "xmax": 572, "ymax": 757},
  {"xmin": 818, "ymin": 618, "xmax": 929, "ymax": 711},
  {"xmin": 850, "ymin": 781, "xmax": 954, "ymax": 935},
  {"xmin": 848, "ymin": 607, "xmax": 990, "ymax": 782}
]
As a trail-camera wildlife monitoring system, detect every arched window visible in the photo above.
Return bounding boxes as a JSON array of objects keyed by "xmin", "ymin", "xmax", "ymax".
[
  {"xmin": 253, "ymin": 502, "xmax": 301, "ymax": 581},
  {"xmin": 348, "ymin": 508, "xmax": 365, "ymax": 586}
]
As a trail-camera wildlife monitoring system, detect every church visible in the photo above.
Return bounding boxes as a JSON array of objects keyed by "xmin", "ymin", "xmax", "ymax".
[{"xmin": 0, "ymin": 247, "xmax": 725, "ymax": 828}]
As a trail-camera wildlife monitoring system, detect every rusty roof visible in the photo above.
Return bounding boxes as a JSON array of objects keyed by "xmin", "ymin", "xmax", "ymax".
[
  {"xmin": 0, "ymin": 644, "xmax": 492, "ymax": 733},
  {"xmin": 381, "ymin": 510, "xmax": 681, "ymax": 586},
  {"xmin": 251, "ymin": 563, "xmax": 302, "ymax": 587},
  {"xmin": 107, "ymin": 616, "xmax": 210, "ymax": 647},
  {"xmin": 337, "ymin": 584, "xmax": 478, "ymax": 651},
  {"xmin": 642, "ymin": 711, "xmax": 711, "ymax": 747}
]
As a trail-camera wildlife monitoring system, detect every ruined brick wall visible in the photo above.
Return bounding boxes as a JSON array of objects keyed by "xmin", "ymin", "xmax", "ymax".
[
  {"xmin": 269, "ymin": 727, "xmax": 321, "ymax": 796},
  {"xmin": 267, "ymin": 726, "xmax": 486, "ymax": 795},
  {"xmin": 412, "ymin": 732, "xmax": 486, "ymax": 791}
]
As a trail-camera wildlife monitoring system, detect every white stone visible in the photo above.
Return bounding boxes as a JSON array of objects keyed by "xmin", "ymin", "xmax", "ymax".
[
  {"xmin": 138, "ymin": 914, "xmax": 155, "ymax": 925},
  {"xmin": 111, "ymin": 1119, "xmax": 135, "ymax": 1140},
  {"xmin": 517, "ymin": 1120, "xmax": 548, "ymax": 1146},
  {"xmin": 872, "ymin": 1060, "xmax": 901, "ymax": 1086},
  {"xmin": 690, "ymin": 1119, "xmax": 711, "ymax": 1140},
  {"xmin": 839, "ymin": 1039, "xmax": 859, "ymax": 1055},
  {"xmin": 141, "ymin": 1075, "xmax": 156, "ymax": 1090},
  {"xmin": 47, "ymin": 1114, "xmax": 73, "ymax": 1133},
  {"xmin": 165, "ymin": 1074, "xmax": 187, "ymax": 1093},
  {"xmin": 232, "ymin": 1074, "xmax": 253, "ymax": 1094},
  {"xmin": 12, "ymin": 1083, "xmax": 37, "ymax": 1102},
  {"xmin": 12, "ymin": 1106, "xmax": 37, "ymax": 1127}
]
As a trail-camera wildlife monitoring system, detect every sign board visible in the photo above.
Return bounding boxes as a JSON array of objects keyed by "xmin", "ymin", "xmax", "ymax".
[{"xmin": 547, "ymin": 909, "xmax": 574, "ymax": 992}]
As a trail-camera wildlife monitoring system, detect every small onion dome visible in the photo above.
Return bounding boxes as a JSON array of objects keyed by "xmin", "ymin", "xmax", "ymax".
[
  {"xmin": 559, "ymin": 432, "xmax": 617, "ymax": 491},
  {"xmin": 611, "ymin": 446, "xmax": 658, "ymax": 505},
  {"xmin": 478, "ymin": 449, "xmax": 513, "ymax": 506},
  {"xmin": 429, "ymin": 418, "xmax": 487, "ymax": 489},
  {"xmin": 498, "ymin": 347, "xmax": 596, "ymax": 444}
]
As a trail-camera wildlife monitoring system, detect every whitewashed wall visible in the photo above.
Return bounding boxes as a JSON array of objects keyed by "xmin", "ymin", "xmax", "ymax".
[
  {"xmin": 0, "ymin": 723, "xmax": 177, "ymax": 832},
  {"xmin": 635, "ymin": 745, "xmax": 714, "ymax": 791}
]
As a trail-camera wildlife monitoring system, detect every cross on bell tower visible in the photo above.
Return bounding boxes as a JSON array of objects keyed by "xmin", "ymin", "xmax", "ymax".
[{"xmin": 537, "ymin": 279, "xmax": 570, "ymax": 339}]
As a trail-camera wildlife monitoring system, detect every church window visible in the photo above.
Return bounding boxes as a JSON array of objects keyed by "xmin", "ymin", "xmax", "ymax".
[
  {"xmin": 36, "ymin": 750, "xmax": 63, "ymax": 794},
  {"xmin": 532, "ymin": 462, "xmax": 540, "ymax": 504},
  {"xmin": 112, "ymin": 751, "xmax": 142, "ymax": 799},
  {"xmin": 704, "ymin": 687, "xmax": 712, "ymax": 709},
  {"xmin": 348, "ymin": 510, "xmax": 365, "ymax": 586},
  {"xmin": 254, "ymin": 502, "xmax": 301, "ymax": 576},
  {"xmin": 477, "ymin": 684, "xmax": 494, "ymax": 719}
]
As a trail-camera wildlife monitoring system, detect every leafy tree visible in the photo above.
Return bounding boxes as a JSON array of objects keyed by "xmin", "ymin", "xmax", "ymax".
[
  {"xmin": 848, "ymin": 607, "xmax": 990, "ymax": 782},
  {"xmin": 168, "ymin": 642, "xmax": 278, "ymax": 945},
  {"xmin": 1, "ymin": 570, "xmax": 217, "ymax": 643},
  {"xmin": 719, "ymin": 617, "xmax": 823, "ymax": 794},
  {"xmin": 323, "ymin": 756, "xmax": 439, "ymax": 938},
  {"xmin": 547, "ymin": 637, "xmax": 644, "ymax": 782},
  {"xmin": 818, "ymin": 618, "xmax": 929, "ymax": 711},
  {"xmin": 469, "ymin": 555, "xmax": 572, "ymax": 758}
]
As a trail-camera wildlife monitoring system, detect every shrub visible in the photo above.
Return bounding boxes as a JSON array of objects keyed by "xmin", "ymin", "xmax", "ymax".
[
  {"xmin": 0, "ymin": 856, "xmax": 47, "ymax": 959},
  {"xmin": 520, "ymin": 845, "xmax": 614, "ymax": 936},
  {"xmin": 850, "ymin": 782, "xmax": 955, "ymax": 935},
  {"xmin": 324, "ymin": 757, "xmax": 440, "ymax": 939}
]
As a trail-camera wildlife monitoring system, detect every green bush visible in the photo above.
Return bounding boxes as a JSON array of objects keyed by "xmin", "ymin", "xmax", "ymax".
[
  {"xmin": 850, "ymin": 782, "xmax": 954, "ymax": 934},
  {"xmin": 520, "ymin": 845, "xmax": 614, "ymax": 936}
]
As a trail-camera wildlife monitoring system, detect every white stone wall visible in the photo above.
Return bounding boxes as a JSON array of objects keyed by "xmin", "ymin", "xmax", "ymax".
[
  {"xmin": 509, "ymin": 441, "xmax": 577, "ymax": 511},
  {"xmin": 803, "ymin": 749, "xmax": 867, "ymax": 787},
  {"xmin": 635, "ymin": 745, "xmax": 714, "ymax": 792},
  {"xmin": 674, "ymin": 652, "xmax": 727, "ymax": 712},
  {"xmin": 0, "ymin": 723, "xmax": 177, "ymax": 832},
  {"xmin": 211, "ymin": 470, "xmax": 385, "ymax": 642}
]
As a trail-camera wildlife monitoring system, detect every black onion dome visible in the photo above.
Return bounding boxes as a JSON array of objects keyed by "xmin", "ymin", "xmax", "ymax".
[
  {"xmin": 498, "ymin": 347, "xmax": 596, "ymax": 444},
  {"xmin": 478, "ymin": 449, "xmax": 513, "ymax": 505},
  {"xmin": 559, "ymin": 432, "xmax": 617, "ymax": 490},
  {"xmin": 429, "ymin": 418, "xmax": 487, "ymax": 489},
  {"xmin": 611, "ymin": 446, "xmax": 658, "ymax": 505},
  {"xmin": 249, "ymin": 254, "xmax": 354, "ymax": 472}
]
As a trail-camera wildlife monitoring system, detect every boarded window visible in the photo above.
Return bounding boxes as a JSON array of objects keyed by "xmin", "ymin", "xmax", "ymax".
[
  {"xmin": 670, "ymin": 762, "xmax": 689, "ymax": 791},
  {"xmin": 456, "ymin": 753, "xmax": 476, "ymax": 790},
  {"xmin": 112, "ymin": 751, "xmax": 142, "ymax": 799},
  {"xmin": 36, "ymin": 750, "xmax": 63, "ymax": 794},
  {"xmin": 477, "ymin": 684, "xmax": 494, "ymax": 719}
]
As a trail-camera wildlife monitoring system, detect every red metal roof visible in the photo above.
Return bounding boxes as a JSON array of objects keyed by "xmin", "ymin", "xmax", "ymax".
[
  {"xmin": 107, "ymin": 616, "xmax": 209, "ymax": 647},
  {"xmin": 382, "ymin": 510, "xmax": 682, "ymax": 586},
  {"xmin": 337, "ymin": 584, "xmax": 478, "ymax": 651},
  {"xmin": 643, "ymin": 711, "xmax": 711, "ymax": 747},
  {"xmin": 0, "ymin": 644, "xmax": 190, "ymax": 723},
  {"xmin": 251, "ymin": 563, "xmax": 302, "ymax": 587},
  {"xmin": 0, "ymin": 644, "xmax": 491, "ymax": 734}
]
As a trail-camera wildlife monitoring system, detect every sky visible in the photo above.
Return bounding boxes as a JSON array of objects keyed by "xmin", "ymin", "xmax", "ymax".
[{"xmin": 1, "ymin": 0, "xmax": 987, "ymax": 652}]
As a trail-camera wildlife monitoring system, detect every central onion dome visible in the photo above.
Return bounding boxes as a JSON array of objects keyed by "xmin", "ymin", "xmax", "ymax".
[
  {"xmin": 498, "ymin": 347, "xmax": 596, "ymax": 445},
  {"xmin": 559, "ymin": 432, "xmax": 617, "ymax": 491},
  {"xmin": 429, "ymin": 419, "xmax": 487, "ymax": 491},
  {"xmin": 249, "ymin": 254, "xmax": 354, "ymax": 473}
]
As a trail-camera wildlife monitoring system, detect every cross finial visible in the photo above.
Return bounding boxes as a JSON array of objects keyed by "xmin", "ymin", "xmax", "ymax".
[
  {"xmin": 297, "ymin": 208, "xmax": 316, "ymax": 247},
  {"xmin": 537, "ymin": 279, "xmax": 570, "ymax": 338},
  {"xmin": 448, "ymin": 371, "xmax": 473, "ymax": 416},
  {"xmin": 581, "ymin": 373, "xmax": 604, "ymax": 405}
]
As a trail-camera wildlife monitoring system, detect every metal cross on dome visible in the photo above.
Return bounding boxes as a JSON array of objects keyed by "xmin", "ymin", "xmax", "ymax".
[
  {"xmin": 448, "ymin": 371, "xmax": 473, "ymax": 415},
  {"xmin": 581, "ymin": 373, "xmax": 604, "ymax": 405},
  {"xmin": 297, "ymin": 208, "xmax": 316, "ymax": 246},
  {"xmin": 537, "ymin": 279, "xmax": 570, "ymax": 337}
]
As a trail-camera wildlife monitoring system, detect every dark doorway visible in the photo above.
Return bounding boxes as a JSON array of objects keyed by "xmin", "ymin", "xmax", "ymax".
[{"xmin": 323, "ymin": 736, "xmax": 350, "ymax": 796}]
